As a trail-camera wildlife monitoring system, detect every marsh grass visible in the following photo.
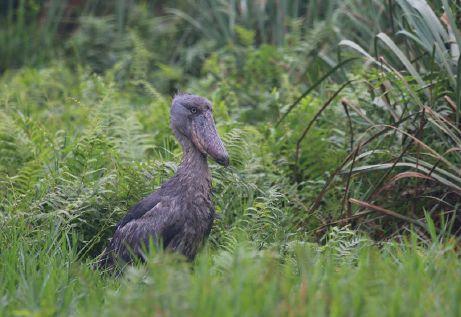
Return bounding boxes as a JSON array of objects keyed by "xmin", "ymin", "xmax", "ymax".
[{"xmin": 1, "ymin": 222, "xmax": 460, "ymax": 316}]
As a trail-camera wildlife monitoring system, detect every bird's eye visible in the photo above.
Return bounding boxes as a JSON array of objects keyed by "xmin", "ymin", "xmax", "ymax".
[{"xmin": 190, "ymin": 107, "xmax": 197, "ymax": 114}]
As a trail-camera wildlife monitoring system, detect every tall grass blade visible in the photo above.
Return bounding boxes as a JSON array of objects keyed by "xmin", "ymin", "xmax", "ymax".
[
  {"xmin": 276, "ymin": 57, "xmax": 358, "ymax": 126},
  {"xmin": 376, "ymin": 32, "xmax": 429, "ymax": 96}
]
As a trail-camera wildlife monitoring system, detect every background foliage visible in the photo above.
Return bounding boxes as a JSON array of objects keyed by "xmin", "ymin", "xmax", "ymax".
[{"xmin": 1, "ymin": 0, "xmax": 460, "ymax": 315}]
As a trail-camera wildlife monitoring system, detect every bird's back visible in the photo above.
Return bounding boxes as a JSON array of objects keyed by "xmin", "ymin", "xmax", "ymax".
[{"xmin": 99, "ymin": 177, "xmax": 215, "ymax": 268}]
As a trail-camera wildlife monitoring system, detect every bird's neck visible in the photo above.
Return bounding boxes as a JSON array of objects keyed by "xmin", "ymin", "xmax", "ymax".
[{"xmin": 175, "ymin": 133, "xmax": 211, "ymax": 192}]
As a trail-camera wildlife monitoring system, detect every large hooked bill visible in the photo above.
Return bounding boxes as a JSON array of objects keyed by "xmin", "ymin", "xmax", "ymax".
[{"xmin": 191, "ymin": 111, "xmax": 229, "ymax": 166}]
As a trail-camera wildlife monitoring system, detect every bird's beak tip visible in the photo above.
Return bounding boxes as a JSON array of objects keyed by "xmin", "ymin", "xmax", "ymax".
[{"xmin": 216, "ymin": 155, "xmax": 229, "ymax": 167}]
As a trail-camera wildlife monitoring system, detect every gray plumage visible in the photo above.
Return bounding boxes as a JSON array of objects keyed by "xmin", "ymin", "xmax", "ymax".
[{"xmin": 99, "ymin": 93, "xmax": 229, "ymax": 268}]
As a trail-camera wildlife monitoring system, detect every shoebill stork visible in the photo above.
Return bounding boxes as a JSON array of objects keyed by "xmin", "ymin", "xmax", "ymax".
[{"xmin": 99, "ymin": 93, "xmax": 229, "ymax": 268}]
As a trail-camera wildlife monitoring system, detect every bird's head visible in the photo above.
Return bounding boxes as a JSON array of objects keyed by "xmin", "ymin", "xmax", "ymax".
[{"xmin": 170, "ymin": 93, "xmax": 229, "ymax": 166}]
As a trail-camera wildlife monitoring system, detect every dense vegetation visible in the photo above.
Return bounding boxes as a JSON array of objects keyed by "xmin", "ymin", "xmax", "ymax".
[{"xmin": 1, "ymin": 0, "xmax": 460, "ymax": 315}]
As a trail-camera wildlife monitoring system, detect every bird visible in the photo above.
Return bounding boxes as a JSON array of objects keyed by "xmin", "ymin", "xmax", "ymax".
[{"xmin": 98, "ymin": 93, "xmax": 229, "ymax": 269}]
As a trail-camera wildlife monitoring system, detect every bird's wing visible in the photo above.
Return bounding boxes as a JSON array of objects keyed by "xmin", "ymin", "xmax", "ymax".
[
  {"xmin": 108, "ymin": 200, "xmax": 182, "ymax": 263},
  {"xmin": 116, "ymin": 200, "xmax": 181, "ymax": 246},
  {"xmin": 116, "ymin": 191, "xmax": 162, "ymax": 229}
]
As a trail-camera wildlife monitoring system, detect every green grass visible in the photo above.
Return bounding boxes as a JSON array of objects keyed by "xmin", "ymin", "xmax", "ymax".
[
  {"xmin": 0, "ymin": 64, "xmax": 459, "ymax": 315},
  {"xmin": 1, "ymin": 222, "xmax": 460, "ymax": 316}
]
